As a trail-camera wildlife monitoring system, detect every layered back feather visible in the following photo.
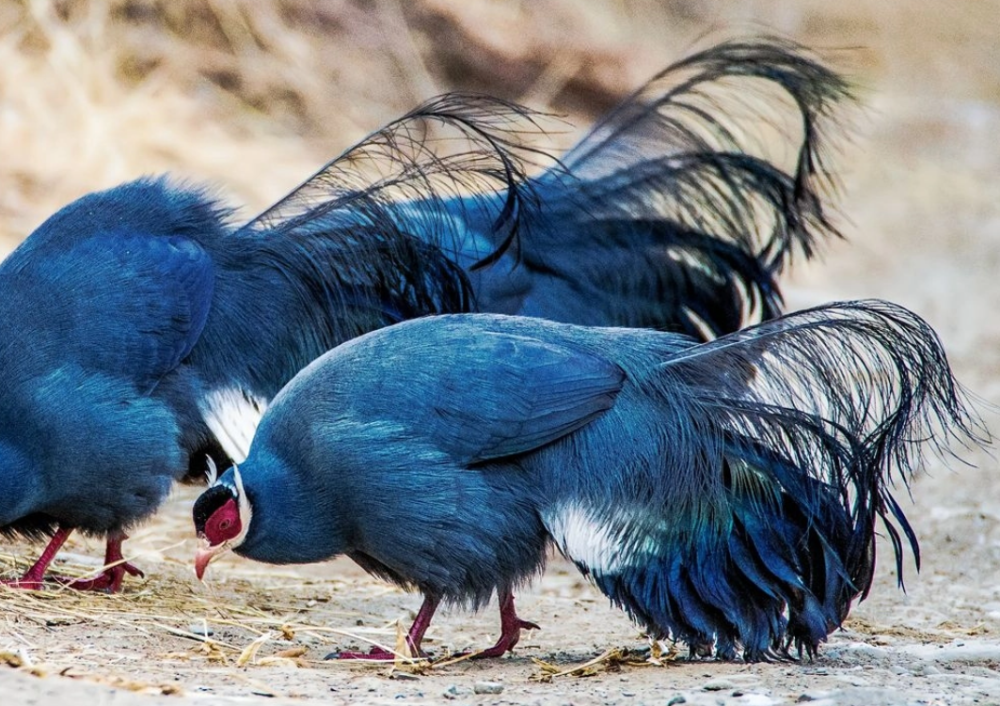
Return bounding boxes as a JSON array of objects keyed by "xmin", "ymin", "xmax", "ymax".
[{"xmin": 189, "ymin": 94, "xmax": 548, "ymax": 401}]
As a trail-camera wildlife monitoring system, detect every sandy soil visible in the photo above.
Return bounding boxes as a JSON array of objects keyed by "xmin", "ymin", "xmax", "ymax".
[
  {"xmin": 4, "ymin": 464, "xmax": 1000, "ymax": 706},
  {"xmin": 2, "ymin": 2, "xmax": 1000, "ymax": 705}
]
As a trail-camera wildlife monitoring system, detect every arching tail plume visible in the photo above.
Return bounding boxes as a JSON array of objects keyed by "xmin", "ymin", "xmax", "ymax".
[
  {"xmin": 521, "ymin": 38, "xmax": 852, "ymax": 336},
  {"xmin": 551, "ymin": 301, "xmax": 986, "ymax": 660}
]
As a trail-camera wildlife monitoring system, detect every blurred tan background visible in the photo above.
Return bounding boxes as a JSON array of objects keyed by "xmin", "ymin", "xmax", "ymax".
[
  {"xmin": 0, "ymin": 0, "xmax": 998, "ymax": 387},
  {"xmin": 1, "ymin": 4, "xmax": 999, "ymax": 702}
]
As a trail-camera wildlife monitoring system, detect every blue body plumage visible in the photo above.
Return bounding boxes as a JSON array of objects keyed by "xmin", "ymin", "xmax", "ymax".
[
  {"xmin": 2, "ymin": 38, "xmax": 847, "ymax": 590},
  {"xmin": 192, "ymin": 301, "xmax": 984, "ymax": 660}
]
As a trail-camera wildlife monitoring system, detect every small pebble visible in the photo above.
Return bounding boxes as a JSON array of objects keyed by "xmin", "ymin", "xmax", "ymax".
[
  {"xmin": 390, "ymin": 671, "xmax": 420, "ymax": 681},
  {"xmin": 442, "ymin": 684, "xmax": 461, "ymax": 700},
  {"xmin": 188, "ymin": 623, "xmax": 214, "ymax": 637},
  {"xmin": 703, "ymin": 680, "xmax": 735, "ymax": 691},
  {"xmin": 667, "ymin": 696, "xmax": 687, "ymax": 706},
  {"xmin": 622, "ymin": 691, "xmax": 636, "ymax": 697},
  {"xmin": 356, "ymin": 678, "xmax": 382, "ymax": 692},
  {"xmin": 474, "ymin": 681, "xmax": 505, "ymax": 695}
]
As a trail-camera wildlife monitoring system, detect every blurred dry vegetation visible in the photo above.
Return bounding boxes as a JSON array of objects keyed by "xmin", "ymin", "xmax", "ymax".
[
  {"xmin": 0, "ymin": 2, "xmax": 995, "ymax": 223},
  {"xmin": 2, "ymin": 0, "xmax": 998, "ymax": 388}
]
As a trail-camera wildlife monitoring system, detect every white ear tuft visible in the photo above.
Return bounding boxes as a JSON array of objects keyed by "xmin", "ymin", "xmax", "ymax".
[
  {"xmin": 205, "ymin": 455, "xmax": 219, "ymax": 486},
  {"xmin": 231, "ymin": 463, "xmax": 253, "ymax": 549},
  {"xmin": 232, "ymin": 462, "xmax": 245, "ymax": 497}
]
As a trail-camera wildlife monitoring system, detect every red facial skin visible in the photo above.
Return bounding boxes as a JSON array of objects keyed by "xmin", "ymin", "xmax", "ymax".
[
  {"xmin": 194, "ymin": 498, "xmax": 241, "ymax": 579},
  {"xmin": 204, "ymin": 499, "xmax": 241, "ymax": 544}
]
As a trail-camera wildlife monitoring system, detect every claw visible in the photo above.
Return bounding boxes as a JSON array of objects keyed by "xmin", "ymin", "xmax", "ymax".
[
  {"xmin": 329, "ymin": 596, "xmax": 440, "ymax": 662},
  {"xmin": 0, "ymin": 529, "xmax": 142, "ymax": 593},
  {"xmin": 0, "ymin": 577, "xmax": 46, "ymax": 590},
  {"xmin": 0, "ymin": 527, "xmax": 73, "ymax": 590},
  {"xmin": 328, "ymin": 647, "xmax": 425, "ymax": 661},
  {"xmin": 456, "ymin": 592, "xmax": 539, "ymax": 660},
  {"xmin": 326, "ymin": 592, "xmax": 539, "ymax": 662},
  {"xmin": 52, "ymin": 561, "xmax": 145, "ymax": 593},
  {"xmin": 53, "ymin": 532, "xmax": 143, "ymax": 593}
]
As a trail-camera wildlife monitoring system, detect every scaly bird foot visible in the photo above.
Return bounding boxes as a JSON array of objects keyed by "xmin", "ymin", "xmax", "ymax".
[
  {"xmin": 466, "ymin": 617, "xmax": 540, "ymax": 659},
  {"xmin": 327, "ymin": 646, "xmax": 428, "ymax": 661},
  {"xmin": 51, "ymin": 561, "xmax": 144, "ymax": 593},
  {"xmin": 0, "ymin": 576, "xmax": 46, "ymax": 590}
]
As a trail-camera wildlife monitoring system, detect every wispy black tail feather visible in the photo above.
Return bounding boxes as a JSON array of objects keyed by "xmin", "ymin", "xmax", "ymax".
[
  {"xmin": 235, "ymin": 39, "xmax": 854, "ymax": 344},
  {"xmin": 561, "ymin": 300, "xmax": 987, "ymax": 660},
  {"xmin": 523, "ymin": 37, "xmax": 852, "ymax": 337},
  {"xmin": 210, "ymin": 95, "xmax": 553, "ymax": 396}
]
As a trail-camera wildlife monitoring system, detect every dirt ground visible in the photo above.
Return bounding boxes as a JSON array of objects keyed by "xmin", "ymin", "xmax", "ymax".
[{"xmin": 2, "ymin": 2, "xmax": 1000, "ymax": 705}]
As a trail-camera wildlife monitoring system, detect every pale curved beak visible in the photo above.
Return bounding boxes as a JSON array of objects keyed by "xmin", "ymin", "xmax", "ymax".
[{"xmin": 194, "ymin": 537, "xmax": 230, "ymax": 581}]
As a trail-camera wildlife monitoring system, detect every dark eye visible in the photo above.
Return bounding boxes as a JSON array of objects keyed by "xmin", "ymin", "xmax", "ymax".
[{"xmin": 219, "ymin": 519, "xmax": 233, "ymax": 531}]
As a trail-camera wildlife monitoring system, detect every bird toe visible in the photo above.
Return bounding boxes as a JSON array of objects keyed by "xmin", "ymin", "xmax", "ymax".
[
  {"xmin": 122, "ymin": 562, "xmax": 145, "ymax": 578},
  {"xmin": 324, "ymin": 647, "xmax": 400, "ymax": 661},
  {"xmin": 50, "ymin": 562, "xmax": 143, "ymax": 593},
  {"xmin": 0, "ymin": 577, "xmax": 46, "ymax": 590}
]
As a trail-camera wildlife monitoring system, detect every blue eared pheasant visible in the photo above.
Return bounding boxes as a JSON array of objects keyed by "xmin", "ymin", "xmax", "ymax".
[
  {"xmin": 1, "ymin": 39, "xmax": 845, "ymax": 591},
  {"xmin": 192, "ymin": 301, "xmax": 984, "ymax": 661}
]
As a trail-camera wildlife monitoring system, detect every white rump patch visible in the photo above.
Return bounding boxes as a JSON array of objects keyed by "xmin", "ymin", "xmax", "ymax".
[
  {"xmin": 544, "ymin": 503, "xmax": 630, "ymax": 575},
  {"xmin": 199, "ymin": 388, "xmax": 268, "ymax": 463}
]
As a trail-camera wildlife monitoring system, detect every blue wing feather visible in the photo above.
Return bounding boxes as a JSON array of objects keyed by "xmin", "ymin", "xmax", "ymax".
[
  {"xmin": 1, "ymin": 232, "xmax": 214, "ymax": 392},
  {"xmin": 333, "ymin": 324, "xmax": 627, "ymax": 465}
]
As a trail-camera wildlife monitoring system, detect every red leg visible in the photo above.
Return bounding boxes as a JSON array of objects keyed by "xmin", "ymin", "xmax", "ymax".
[
  {"xmin": 471, "ymin": 590, "xmax": 540, "ymax": 659},
  {"xmin": 52, "ymin": 531, "xmax": 144, "ymax": 593},
  {"xmin": 334, "ymin": 595, "xmax": 441, "ymax": 661},
  {"xmin": 0, "ymin": 527, "xmax": 74, "ymax": 589}
]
